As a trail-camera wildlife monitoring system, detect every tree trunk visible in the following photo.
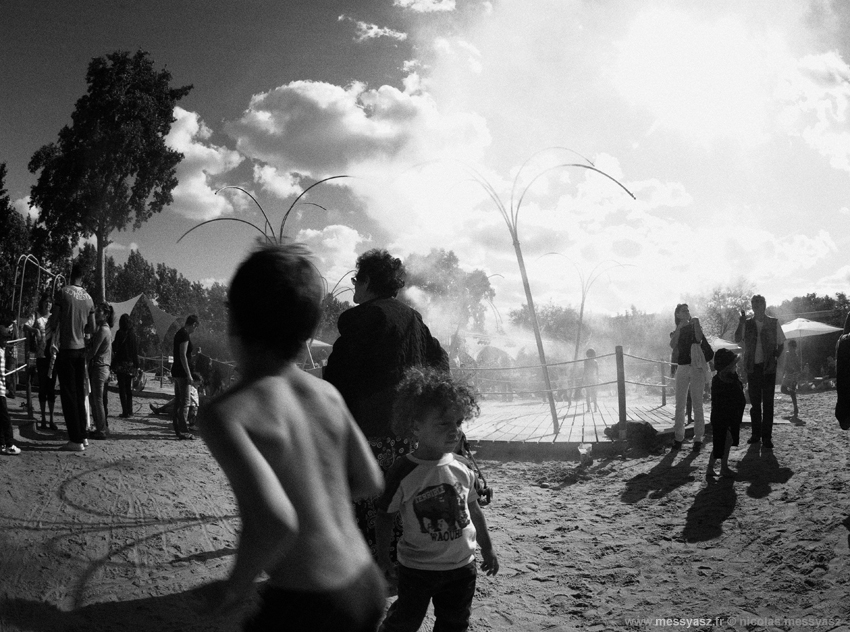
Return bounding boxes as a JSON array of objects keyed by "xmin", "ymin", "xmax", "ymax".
[{"xmin": 95, "ymin": 231, "xmax": 107, "ymax": 303}]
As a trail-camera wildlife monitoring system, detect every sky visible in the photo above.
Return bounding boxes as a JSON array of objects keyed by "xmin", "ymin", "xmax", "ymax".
[{"xmin": 2, "ymin": 0, "xmax": 849, "ymax": 336}]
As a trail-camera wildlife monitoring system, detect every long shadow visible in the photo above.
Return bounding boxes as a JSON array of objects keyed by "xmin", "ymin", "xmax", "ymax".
[
  {"xmin": 0, "ymin": 589, "xmax": 253, "ymax": 632},
  {"xmin": 734, "ymin": 443, "xmax": 794, "ymax": 499},
  {"xmin": 621, "ymin": 448, "xmax": 700, "ymax": 504},
  {"xmin": 682, "ymin": 477, "xmax": 737, "ymax": 542}
]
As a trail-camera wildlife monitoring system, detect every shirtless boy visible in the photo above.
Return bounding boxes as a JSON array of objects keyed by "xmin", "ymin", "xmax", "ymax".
[{"xmin": 198, "ymin": 243, "xmax": 386, "ymax": 631}]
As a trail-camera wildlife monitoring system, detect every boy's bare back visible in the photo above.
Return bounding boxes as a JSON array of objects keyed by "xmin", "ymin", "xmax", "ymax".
[{"xmin": 200, "ymin": 364, "xmax": 382, "ymax": 593}]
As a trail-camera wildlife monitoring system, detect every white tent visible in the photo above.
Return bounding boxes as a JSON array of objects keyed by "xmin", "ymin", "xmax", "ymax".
[
  {"xmin": 710, "ymin": 338, "xmax": 741, "ymax": 352},
  {"xmin": 781, "ymin": 318, "xmax": 843, "ymax": 339}
]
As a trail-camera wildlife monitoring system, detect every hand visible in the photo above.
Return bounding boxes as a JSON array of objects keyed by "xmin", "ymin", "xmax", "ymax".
[
  {"xmin": 740, "ymin": 309, "xmax": 747, "ymax": 321},
  {"xmin": 480, "ymin": 549, "xmax": 499, "ymax": 576}
]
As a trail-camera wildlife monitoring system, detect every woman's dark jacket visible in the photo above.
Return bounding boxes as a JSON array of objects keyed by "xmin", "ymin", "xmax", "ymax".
[{"xmin": 324, "ymin": 298, "xmax": 449, "ymax": 437}]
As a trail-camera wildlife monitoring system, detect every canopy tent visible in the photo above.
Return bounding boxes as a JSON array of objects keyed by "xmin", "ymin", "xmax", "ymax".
[
  {"xmin": 781, "ymin": 318, "xmax": 843, "ymax": 339},
  {"xmin": 710, "ymin": 338, "xmax": 741, "ymax": 352},
  {"xmin": 108, "ymin": 294, "xmax": 181, "ymax": 344}
]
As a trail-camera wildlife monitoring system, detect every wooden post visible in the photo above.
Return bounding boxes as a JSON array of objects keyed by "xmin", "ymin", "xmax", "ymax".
[
  {"xmin": 659, "ymin": 361, "xmax": 666, "ymax": 407},
  {"xmin": 616, "ymin": 345, "xmax": 627, "ymax": 439}
]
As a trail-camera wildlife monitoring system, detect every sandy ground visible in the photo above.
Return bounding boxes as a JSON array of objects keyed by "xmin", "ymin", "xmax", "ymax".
[{"xmin": 1, "ymin": 386, "xmax": 849, "ymax": 632}]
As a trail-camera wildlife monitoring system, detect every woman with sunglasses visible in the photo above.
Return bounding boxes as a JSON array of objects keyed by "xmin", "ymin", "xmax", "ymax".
[{"xmin": 324, "ymin": 249, "xmax": 449, "ymax": 567}]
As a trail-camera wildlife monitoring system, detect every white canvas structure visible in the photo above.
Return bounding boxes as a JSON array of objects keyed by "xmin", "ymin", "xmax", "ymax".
[{"xmin": 781, "ymin": 318, "xmax": 842, "ymax": 339}]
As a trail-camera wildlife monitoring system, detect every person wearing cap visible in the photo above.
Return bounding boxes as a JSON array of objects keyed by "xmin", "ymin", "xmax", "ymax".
[{"xmin": 706, "ymin": 348, "xmax": 746, "ymax": 479}]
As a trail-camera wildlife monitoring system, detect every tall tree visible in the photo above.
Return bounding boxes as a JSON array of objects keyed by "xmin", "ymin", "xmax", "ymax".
[
  {"xmin": 0, "ymin": 163, "xmax": 34, "ymax": 311},
  {"xmin": 683, "ymin": 278, "xmax": 754, "ymax": 340},
  {"xmin": 403, "ymin": 249, "xmax": 496, "ymax": 332},
  {"xmin": 28, "ymin": 50, "xmax": 192, "ymax": 303}
]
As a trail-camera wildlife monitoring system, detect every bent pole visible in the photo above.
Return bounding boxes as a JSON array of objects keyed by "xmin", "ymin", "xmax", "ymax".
[{"xmin": 512, "ymin": 236, "xmax": 559, "ymax": 436}]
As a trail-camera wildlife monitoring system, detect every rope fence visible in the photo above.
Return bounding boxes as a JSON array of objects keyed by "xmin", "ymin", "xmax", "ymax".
[{"xmin": 451, "ymin": 345, "xmax": 677, "ymax": 438}]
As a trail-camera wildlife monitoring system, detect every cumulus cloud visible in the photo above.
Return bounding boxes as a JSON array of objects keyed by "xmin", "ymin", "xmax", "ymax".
[
  {"xmin": 224, "ymin": 79, "xmax": 490, "ymax": 179},
  {"xmin": 338, "ymin": 15, "xmax": 407, "ymax": 42},
  {"xmin": 105, "ymin": 241, "xmax": 140, "ymax": 252},
  {"xmin": 253, "ymin": 164, "xmax": 302, "ymax": 200},
  {"xmin": 394, "ymin": 0, "xmax": 455, "ymax": 12},
  {"xmin": 13, "ymin": 196, "xmax": 37, "ymax": 220},
  {"xmin": 165, "ymin": 107, "xmax": 244, "ymax": 221},
  {"xmin": 777, "ymin": 52, "xmax": 850, "ymax": 172},
  {"xmin": 295, "ymin": 224, "xmax": 368, "ymax": 296}
]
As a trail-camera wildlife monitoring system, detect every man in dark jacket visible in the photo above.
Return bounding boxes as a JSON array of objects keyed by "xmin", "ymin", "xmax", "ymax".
[{"xmin": 734, "ymin": 294, "xmax": 785, "ymax": 449}]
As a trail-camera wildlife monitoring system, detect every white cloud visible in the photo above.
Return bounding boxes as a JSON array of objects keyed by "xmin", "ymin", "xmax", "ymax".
[
  {"xmin": 394, "ymin": 0, "xmax": 455, "ymax": 12},
  {"xmin": 105, "ymin": 241, "xmax": 140, "ymax": 252},
  {"xmin": 199, "ymin": 277, "xmax": 227, "ymax": 289},
  {"xmin": 338, "ymin": 15, "xmax": 407, "ymax": 42},
  {"xmin": 253, "ymin": 164, "xmax": 302, "ymax": 200},
  {"xmin": 225, "ymin": 79, "xmax": 490, "ymax": 179},
  {"xmin": 777, "ymin": 52, "xmax": 850, "ymax": 172},
  {"xmin": 839, "ymin": 206, "xmax": 850, "ymax": 216},
  {"xmin": 13, "ymin": 196, "xmax": 37, "ymax": 220},
  {"xmin": 165, "ymin": 107, "xmax": 244, "ymax": 221},
  {"xmin": 295, "ymin": 224, "xmax": 368, "ymax": 297},
  {"xmin": 611, "ymin": 8, "xmax": 790, "ymax": 147}
]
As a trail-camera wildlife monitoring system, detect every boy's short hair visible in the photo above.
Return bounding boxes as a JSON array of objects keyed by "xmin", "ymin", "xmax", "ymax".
[
  {"xmin": 186, "ymin": 314, "xmax": 200, "ymax": 326},
  {"xmin": 392, "ymin": 367, "xmax": 480, "ymax": 439},
  {"xmin": 70, "ymin": 261, "xmax": 85, "ymax": 282},
  {"xmin": 751, "ymin": 294, "xmax": 766, "ymax": 307},
  {"xmin": 228, "ymin": 242, "xmax": 323, "ymax": 360},
  {"xmin": 788, "ymin": 340, "xmax": 797, "ymax": 349}
]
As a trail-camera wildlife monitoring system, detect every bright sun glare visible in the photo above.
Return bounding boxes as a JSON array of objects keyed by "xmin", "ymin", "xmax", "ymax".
[{"xmin": 611, "ymin": 9, "xmax": 789, "ymax": 147}]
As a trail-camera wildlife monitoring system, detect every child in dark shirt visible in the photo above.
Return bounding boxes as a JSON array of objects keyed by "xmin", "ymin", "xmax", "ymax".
[{"xmin": 707, "ymin": 348, "xmax": 746, "ymax": 479}]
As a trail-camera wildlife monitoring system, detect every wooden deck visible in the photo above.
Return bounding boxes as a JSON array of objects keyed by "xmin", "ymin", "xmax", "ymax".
[{"xmin": 465, "ymin": 391, "xmax": 790, "ymax": 447}]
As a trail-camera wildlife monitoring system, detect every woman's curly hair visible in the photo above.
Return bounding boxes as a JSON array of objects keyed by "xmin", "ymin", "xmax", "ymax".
[
  {"xmin": 356, "ymin": 249, "xmax": 405, "ymax": 298},
  {"xmin": 392, "ymin": 367, "xmax": 480, "ymax": 440}
]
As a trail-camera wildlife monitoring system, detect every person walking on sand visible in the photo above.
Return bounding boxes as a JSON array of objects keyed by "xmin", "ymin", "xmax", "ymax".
[
  {"xmin": 734, "ymin": 295, "xmax": 785, "ymax": 449},
  {"xmin": 834, "ymin": 314, "xmax": 850, "ymax": 431},
  {"xmin": 111, "ymin": 314, "xmax": 141, "ymax": 418},
  {"xmin": 670, "ymin": 304, "xmax": 713, "ymax": 452},
  {"xmin": 706, "ymin": 349, "xmax": 746, "ymax": 480},
  {"xmin": 172, "ymin": 315, "xmax": 200, "ymax": 441},
  {"xmin": 1, "ymin": 311, "xmax": 22, "ymax": 455},
  {"xmin": 376, "ymin": 367, "xmax": 498, "ymax": 632},
  {"xmin": 196, "ymin": 242, "xmax": 386, "ymax": 632},
  {"xmin": 781, "ymin": 340, "xmax": 801, "ymax": 420},
  {"xmin": 50, "ymin": 262, "xmax": 96, "ymax": 452},
  {"xmin": 86, "ymin": 303, "xmax": 113, "ymax": 441},
  {"xmin": 583, "ymin": 348, "xmax": 599, "ymax": 412},
  {"xmin": 23, "ymin": 294, "xmax": 57, "ymax": 429}
]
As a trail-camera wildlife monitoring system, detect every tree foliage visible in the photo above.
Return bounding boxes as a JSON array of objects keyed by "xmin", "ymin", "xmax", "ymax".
[
  {"xmin": 774, "ymin": 292, "xmax": 850, "ymax": 329},
  {"xmin": 402, "ymin": 249, "xmax": 496, "ymax": 332},
  {"xmin": 28, "ymin": 49, "xmax": 192, "ymax": 303},
  {"xmin": 509, "ymin": 302, "xmax": 589, "ymax": 349},
  {"xmin": 682, "ymin": 278, "xmax": 755, "ymax": 341},
  {"xmin": 0, "ymin": 163, "xmax": 34, "ymax": 311}
]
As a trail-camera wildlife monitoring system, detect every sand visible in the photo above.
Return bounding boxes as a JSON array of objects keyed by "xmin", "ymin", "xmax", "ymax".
[{"xmin": 0, "ymin": 388, "xmax": 848, "ymax": 632}]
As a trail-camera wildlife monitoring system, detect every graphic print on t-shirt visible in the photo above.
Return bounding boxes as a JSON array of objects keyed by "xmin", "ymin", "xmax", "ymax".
[{"xmin": 412, "ymin": 482, "xmax": 470, "ymax": 542}]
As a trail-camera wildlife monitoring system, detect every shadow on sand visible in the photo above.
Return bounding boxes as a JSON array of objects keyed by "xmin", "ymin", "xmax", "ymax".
[
  {"xmin": 734, "ymin": 443, "xmax": 794, "ymax": 498},
  {"xmin": 620, "ymin": 448, "xmax": 699, "ymax": 504},
  {"xmin": 682, "ymin": 476, "xmax": 736, "ymax": 542},
  {"xmin": 0, "ymin": 589, "xmax": 251, "ymax": 632}
]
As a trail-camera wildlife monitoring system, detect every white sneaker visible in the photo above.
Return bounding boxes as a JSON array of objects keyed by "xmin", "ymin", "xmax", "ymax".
[
  {"xmin": 3, "ymin": 445, "xmax": 21, "ymax": 455},
  {"xmin": 60, "ymin": 442, "xmax": 85, "ymax": 452},
  {"xmin": 84, "ymin": 439, "xmax": 89, "ymax": 447}
]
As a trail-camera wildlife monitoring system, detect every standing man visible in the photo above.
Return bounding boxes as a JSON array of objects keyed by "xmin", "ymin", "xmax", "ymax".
[
  {"xmin": 51, "ymin": 262, "xmax": 96, "ymax": 452},
  {"xmin": 734, "ymin": 295, "xmax": 785, "ymax": 449},
  {"xmin": 172, "ymin": 315, "xmax": 199, "ymax": 441}
]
